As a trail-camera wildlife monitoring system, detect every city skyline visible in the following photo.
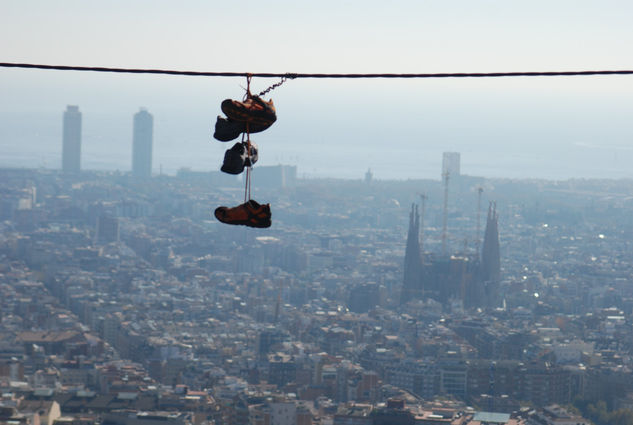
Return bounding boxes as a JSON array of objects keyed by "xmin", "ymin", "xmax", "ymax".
[
  {"xmin": 59, "ymin": 106, "xmax": 157, "ymax": 177},
  {"xmin": 2, "ymin": 166, "xmax": 632, "ymax": 424},
  {"xmin": 2, "ymin": 75, "xmax": 632, "ymax": 181},
  {"xmin": 3, "ymin": 3, "xmax": 633, "ymax": 424},
  {"xmin": 2, "ymin": 2, "xmax": 633, "ymax": 180}
]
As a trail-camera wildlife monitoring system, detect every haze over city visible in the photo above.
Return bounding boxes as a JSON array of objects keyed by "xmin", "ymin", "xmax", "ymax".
[
  {"xmin": 3, "ymin": 3, "xmax": 633, "ymax": 425},
  {"xmin": 2, "ymin": 0, "xmax": 633, "ymax": 179}
]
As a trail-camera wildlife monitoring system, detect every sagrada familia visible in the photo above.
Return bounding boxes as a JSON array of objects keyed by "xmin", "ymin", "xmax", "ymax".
[{"xmin": 400, "ymin": 202, "xmax": 501, "ymax": 309}]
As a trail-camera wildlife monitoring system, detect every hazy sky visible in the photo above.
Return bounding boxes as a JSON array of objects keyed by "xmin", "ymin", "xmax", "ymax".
[{"xmin": 2, "ymin": 1, "xmax": 633, "ymax": 179}]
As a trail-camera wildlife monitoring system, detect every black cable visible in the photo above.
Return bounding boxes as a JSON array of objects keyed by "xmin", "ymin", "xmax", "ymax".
[{"xmin": 2, "ymin": 62, "xmax": 633, "ymax": 79}]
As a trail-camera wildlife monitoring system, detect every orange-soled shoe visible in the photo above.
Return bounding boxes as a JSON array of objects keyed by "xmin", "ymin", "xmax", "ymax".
[
  {"xmin": 221, "ymin": 95, "xmax": 277, "ymax": 127},
  {"xmin": 214, "ymin": 200, "xmax": 271, "ymax": 228}
]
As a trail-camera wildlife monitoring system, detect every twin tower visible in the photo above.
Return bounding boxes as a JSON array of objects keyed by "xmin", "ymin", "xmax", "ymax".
[{"xmin": 62, "ymin": 106, "xmax": 154, "ymax": 177}]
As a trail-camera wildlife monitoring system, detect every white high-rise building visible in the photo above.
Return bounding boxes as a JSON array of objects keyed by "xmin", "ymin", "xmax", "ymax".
[
  {"xmin": 132, "ymin": 108, "xmax": 153, "ymax": 177},
  {"xmin": 62, "ymin": 105, "xmax": 82, "ymax": 173}
]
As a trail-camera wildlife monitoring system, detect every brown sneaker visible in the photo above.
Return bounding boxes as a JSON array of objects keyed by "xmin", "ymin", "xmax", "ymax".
[
  {"xmin": 221, "ymin": 95, "xmax": 277, "ymax": 127},
  {"xmin": 214, "ymin": 200, "xmax": 272, "ymax": 228}
]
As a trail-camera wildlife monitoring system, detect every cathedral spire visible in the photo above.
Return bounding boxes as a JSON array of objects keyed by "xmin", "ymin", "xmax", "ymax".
[
  {"xmin": 401, "ymin": 203, "xmax": 422, "ymax": 304},
  {"xmin": 481, "ymin": 201, "xmax": 500, "ymax": 282}
]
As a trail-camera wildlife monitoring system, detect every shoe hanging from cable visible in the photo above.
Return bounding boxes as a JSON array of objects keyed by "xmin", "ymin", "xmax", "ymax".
[{"xmin": 212, "ymin": 74, "xmax": 287, "ymax": 229}]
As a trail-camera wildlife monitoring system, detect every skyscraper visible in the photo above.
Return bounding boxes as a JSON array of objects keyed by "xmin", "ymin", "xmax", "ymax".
[
  {"xmin": 62, "ymin": 105, "xmax": 82, "ymax": 173},
  {"xmin": 132, "ymin": 108, "xmax": 153, "ymax": 177}
]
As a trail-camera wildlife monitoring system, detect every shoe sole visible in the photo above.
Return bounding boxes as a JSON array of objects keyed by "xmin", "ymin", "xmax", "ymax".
[
  {"xmin": 221, "ymin": 99, "xmax": 277, "ymax": 127},
  {"xmin": 214, "ymin": 205, "xmax": 271, "ymax": 228}
]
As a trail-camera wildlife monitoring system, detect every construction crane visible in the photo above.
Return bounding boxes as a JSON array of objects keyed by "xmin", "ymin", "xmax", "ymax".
[
  {"xmin": 476, "ymin": 187, "xmax": 484, "ymax": 255},
  {"xmin": 442, "ymin": 171, "xmax": 450, "ymax": 256},
  {"xmin": 274, "ymin": 279, "xmax": 283, "ymax": 323},
  {"xmin": 418, "ymin": 193, "xmax": 427, "ymax": 261}
]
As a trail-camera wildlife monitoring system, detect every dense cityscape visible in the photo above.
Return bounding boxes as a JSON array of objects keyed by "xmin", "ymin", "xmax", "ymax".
[{"xmin": 3, "ymin": 106, "xmax": 633, "ymax": 425}]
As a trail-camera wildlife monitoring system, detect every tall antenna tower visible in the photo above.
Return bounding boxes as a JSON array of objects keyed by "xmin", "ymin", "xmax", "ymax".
[
  {"xmin": 418, "ymin": 193, "xmax": 427, "ymax": 262},
  {"xmin": 476, "ymin": 187, "xmax": 483, "ymax": 255},
  {"xmin": 274, "ymin": 279, "xmax": 284, "ymax": 323},
  {"xmin": 442, "ymin": 171, "xmax": 449, "ymax": 256}
]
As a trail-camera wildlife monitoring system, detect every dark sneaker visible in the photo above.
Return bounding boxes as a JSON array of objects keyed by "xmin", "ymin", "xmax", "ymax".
[
  {"xmin": 221, "ymin": 95, "xmax": 277, "ymax": 127},
  {"xmin": 213, "ymin": 116, "xmax": 275, "ymax": 142},
  {"xmin": 220, "ymin": 141, "xmax": 258, "ymax": 175},
  {"xmin": 214, "ymin": 199, "xmax": 272, "ymax": 228},
  {"xmin": 213, "ymin": 116, "xmax": 243, "ymax": 142}
]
